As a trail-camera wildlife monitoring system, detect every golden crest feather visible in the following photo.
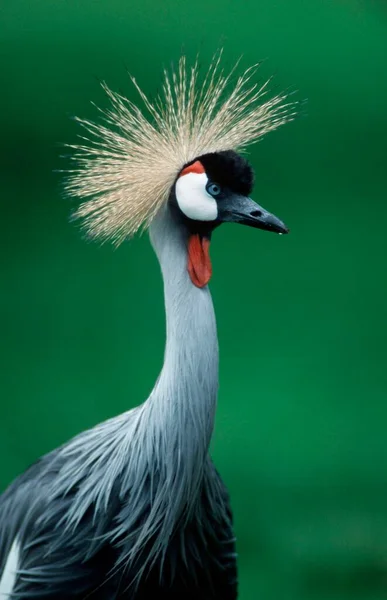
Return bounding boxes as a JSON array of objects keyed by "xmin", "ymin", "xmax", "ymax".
[{"xmin": 65, "ymin": 51, "xmax": 297, "ymax": 245}]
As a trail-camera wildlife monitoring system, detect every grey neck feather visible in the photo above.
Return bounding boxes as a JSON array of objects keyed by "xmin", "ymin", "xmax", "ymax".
[{"xmin": 53, "ymin": 205, "xmax": 222, "ymax": 582}]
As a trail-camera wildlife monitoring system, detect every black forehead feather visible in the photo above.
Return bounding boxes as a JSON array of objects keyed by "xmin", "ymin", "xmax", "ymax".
[{"xmin": 195, "ymin": 150, "xmax": 254, "ymax": 196}]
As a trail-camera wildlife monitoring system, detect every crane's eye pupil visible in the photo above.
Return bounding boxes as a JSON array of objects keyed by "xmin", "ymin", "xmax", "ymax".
[{"xmin": 207, "ymin": 183, "xmax": 221, "ymax": 197}]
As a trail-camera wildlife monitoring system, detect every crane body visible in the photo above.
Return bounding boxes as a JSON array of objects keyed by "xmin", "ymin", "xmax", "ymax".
[{"xmin": 0, "ymin": 54, "xmax": 294, "ymax": 598}]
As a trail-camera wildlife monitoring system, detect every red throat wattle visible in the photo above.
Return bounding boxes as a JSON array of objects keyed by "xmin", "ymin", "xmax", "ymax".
[{"xmin": 187, "ymin": 234, "xmax": 212, "ymax": 288}]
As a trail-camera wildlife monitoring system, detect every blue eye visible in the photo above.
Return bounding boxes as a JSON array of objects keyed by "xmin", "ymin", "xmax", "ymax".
[{"xmin": 206, "ymin": 183, "xmax": 221, "ymax": 197}]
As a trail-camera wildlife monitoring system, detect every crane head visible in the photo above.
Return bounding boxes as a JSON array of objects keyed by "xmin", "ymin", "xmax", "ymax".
[
  {"xmin": 170, "ymin": 150, "xmax": 289, "ymax": 288},
  {"xmin": 66, "ymin": 53, "xmax": 297, "ymax": 255}
]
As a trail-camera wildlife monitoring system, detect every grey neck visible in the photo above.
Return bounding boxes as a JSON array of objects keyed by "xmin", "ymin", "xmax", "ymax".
[
  {"xmin": 52, "ymin": 205, "xmax": 221, "ymax": 579},
  {"xmin": 147, "ymin": 205, "xmax": 219, "ymax": 479}
]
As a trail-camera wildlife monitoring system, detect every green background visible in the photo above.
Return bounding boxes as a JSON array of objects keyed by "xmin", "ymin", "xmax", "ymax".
[{"xmin": 1, "ymin": 1, "xmax": 387, "ymax": 598}]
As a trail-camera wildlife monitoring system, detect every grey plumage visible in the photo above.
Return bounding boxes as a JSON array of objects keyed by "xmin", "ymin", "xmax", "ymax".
[{"xmin": 0, "ymin": 208, "xmax": 236, "ymax": 598}]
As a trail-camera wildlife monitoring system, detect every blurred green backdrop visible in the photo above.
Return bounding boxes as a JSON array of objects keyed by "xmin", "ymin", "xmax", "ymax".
[{"xmin": 1, "ymin": 1, "xmax": 387, "ymax": 598}]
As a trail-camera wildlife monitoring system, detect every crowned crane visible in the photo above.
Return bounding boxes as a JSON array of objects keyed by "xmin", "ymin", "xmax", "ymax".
[{"xmin": 0, "ymin": 53, "xmax": 295, "ymax": 599}]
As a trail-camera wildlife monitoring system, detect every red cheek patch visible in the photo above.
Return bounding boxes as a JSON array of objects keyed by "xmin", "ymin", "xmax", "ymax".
[{"xmin": 180, "ymin": 160, "xmax": 205, "ymax": 177}]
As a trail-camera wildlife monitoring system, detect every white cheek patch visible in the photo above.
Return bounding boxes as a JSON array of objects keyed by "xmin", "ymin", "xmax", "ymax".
[{"xmin": 175, "ymin": 172, "xmax": 218, "ymax": 221}]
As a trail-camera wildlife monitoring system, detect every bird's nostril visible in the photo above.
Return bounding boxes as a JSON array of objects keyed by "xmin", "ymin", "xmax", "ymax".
[{"xmin": 250, "ymin": 210, "xmax": 262, "ymax": 217}]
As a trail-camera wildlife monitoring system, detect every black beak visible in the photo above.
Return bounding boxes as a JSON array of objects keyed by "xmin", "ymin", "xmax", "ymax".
[{"xmin": 218, "ymin": 195, "xmax": 289, "ymax": 234}]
